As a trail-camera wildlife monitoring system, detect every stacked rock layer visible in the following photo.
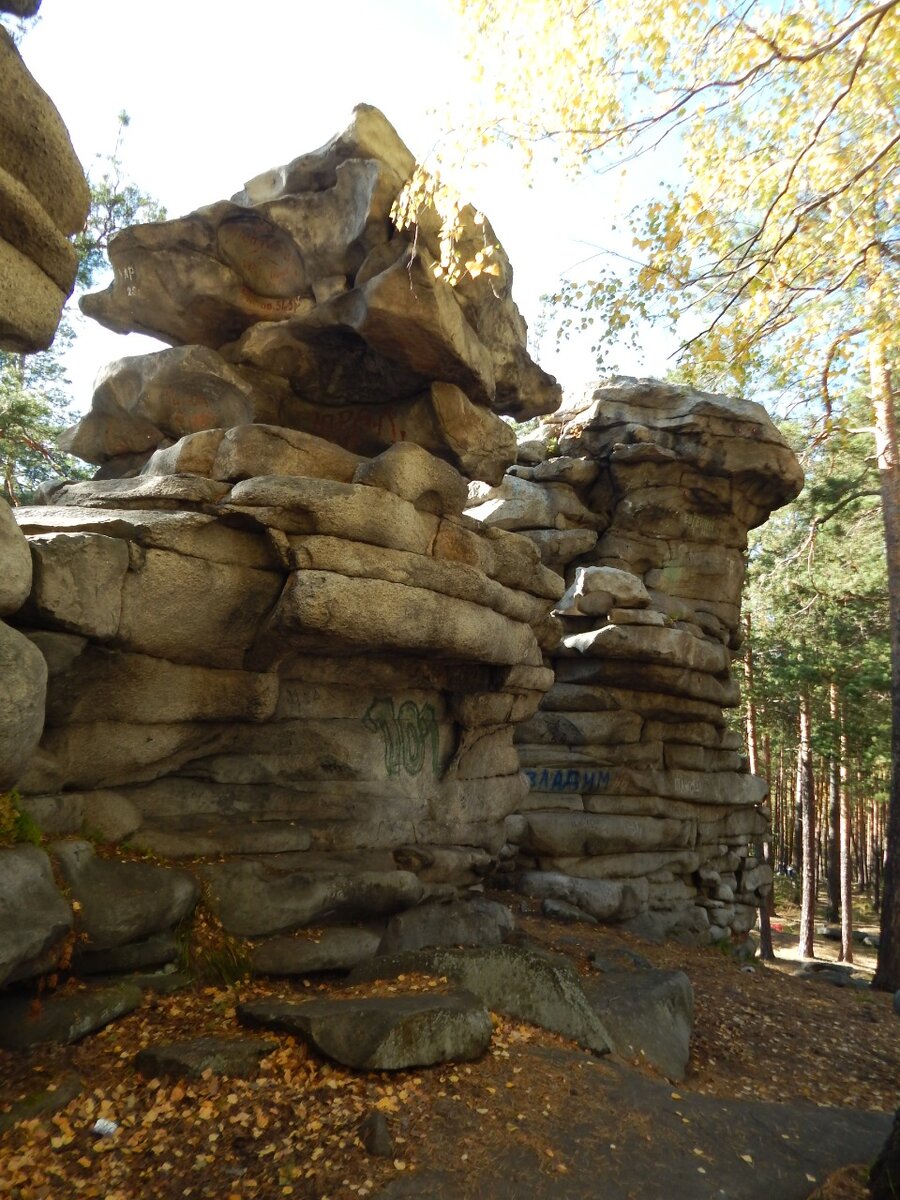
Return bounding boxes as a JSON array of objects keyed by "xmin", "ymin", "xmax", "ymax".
[
  {"xmin": 467, "ymin": 379, "xmax": 803, "ymax": 941},
  {"xmin": 3, "ymin": 107, "xmax": 562, "ymax": 984},
  {"xmin": 0, "ymin": 17, "xmax": 89, "ymax": 351}
]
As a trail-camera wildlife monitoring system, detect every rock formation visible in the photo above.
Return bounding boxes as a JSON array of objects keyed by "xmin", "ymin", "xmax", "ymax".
[
  {"xmin": 0, "ymin": 7, "xmax": 90, "ymax": 351},
  {"xmin": 1, "ymin": 102, "xmax": 803, "ymax": 998},
  {"xmin": 1, "ymin": 106, "xmax": 561, "ymax": 986},
  {"xmin": 467, "ymin": 378, "xmax": 802, "ymax": 941}
]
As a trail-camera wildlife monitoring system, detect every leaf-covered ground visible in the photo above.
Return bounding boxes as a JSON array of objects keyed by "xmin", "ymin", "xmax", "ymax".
[{"xmin": 0, "ymin": 902, "xmax": 896, "ymax": 1200}]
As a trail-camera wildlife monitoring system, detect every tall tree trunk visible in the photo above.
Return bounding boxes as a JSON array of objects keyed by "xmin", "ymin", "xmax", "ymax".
[
  {"xmin": 792, "ymin": 726, "xmax": 805, "ymax": 903},
  {"xmin": 830, "ymin": 710, "xmax": 844, "ymax": 916},
  {"xmin": 839, "ymin": 702, "xmax": 853, "ymax": 963},
  {"xmin": 743, "ymin": 623, "xmax": 774, "ymax": 960},
  {"xmin": 871, "ymin": 333, "xmax": 900, "ymax": 992},
  {"xmin": 799, "ymin": 697, "xmax": 816, "ymax": 959}
]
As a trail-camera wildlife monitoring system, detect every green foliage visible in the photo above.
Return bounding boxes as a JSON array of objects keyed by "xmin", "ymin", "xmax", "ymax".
[
  {"xmin": 0, "ymin": 329, "xmax": 91, "ymax": 504},
  {"xmin": 446, "ymin": 0, "xmax": 898, "ymax": 400},
  {"xmin": 0, "ymin": 112, "xmax": 164, "ymax": 505},
  {"xmin": 74, "ymin": 113, "xmax": 166, "ymax": 290},
  {"xmin": 743, "ymin": 393, "xmax": 890, "ymax": 780},
  {"xmin": 0, "ymin": 790, "xmax": 43, "ymax": 846}
]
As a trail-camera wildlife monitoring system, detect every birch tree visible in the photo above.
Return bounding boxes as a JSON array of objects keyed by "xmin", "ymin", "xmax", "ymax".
[{"xmin": 444, "ymin": 0, "xmax": 900, "ymax": 987}]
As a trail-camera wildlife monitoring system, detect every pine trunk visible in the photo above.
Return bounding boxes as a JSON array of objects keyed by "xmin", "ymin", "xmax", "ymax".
[
  {"xmin": 799, "ymin": 697, "xmax": 816, "ymax": 959},
  {"xmin": 743, "ymin": 625, "xmax": 774, "ymax": 959},
  {"xmin": 871, "ymin": 334, "xmax": 900, "ymax": 991},
  {"xmin": 839, "ymin": 702, "xmax": 853, "ymax": 963}
]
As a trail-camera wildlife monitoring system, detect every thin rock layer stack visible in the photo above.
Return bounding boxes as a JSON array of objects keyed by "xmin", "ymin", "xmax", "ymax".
[
  {"xmin": 2, "ymin": 106, "xmax": 561, "ymax": 985},
  {"xmin": 0, "ymin": 14, "xmax": 89, "ymax": 350},
  {"xmin": 468, "ymin": 378, "xmax": 803, "ymax": 942}
]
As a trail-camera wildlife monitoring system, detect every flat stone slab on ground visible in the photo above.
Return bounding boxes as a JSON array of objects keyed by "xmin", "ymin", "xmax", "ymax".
[
  {"xmin": 134, "ymin": 1036, "xmax": 276, "ymax": 1080},
  {"xmin": 348, "ymin": 943, "xmax": 612, "ymax": 1055},
  {"xmin": 582, "ymin": 967, "xmax": 693, "ymax": 1081},
  {"xmin": 373, "ymin": 1046, "xmax": 891, "ymax": 1199},
  {"xmin": 0, "ymin": 1071, "xmax": 82, "ymax": 1133},
  {"xmin": 238, "ymin": 990, "xmax": 492, "ymax": 1070},
  {"xmin": 0, "ymin": 982, "xmax": 141, "ymax": 1049}
]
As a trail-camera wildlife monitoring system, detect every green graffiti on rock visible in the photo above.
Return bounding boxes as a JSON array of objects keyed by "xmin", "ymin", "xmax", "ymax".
[{"xmin": 363, "ymin": 697, "xmax": 439, "ymax": 777}]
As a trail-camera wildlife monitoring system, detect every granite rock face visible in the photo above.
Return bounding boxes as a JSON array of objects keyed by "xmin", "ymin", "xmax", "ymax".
[
  {"xmin": 469, "ymin": 378, "xmax": 802, "ymax": 942},
  {"xmin": 78, "ymin": 104, "xmax": 559, "ymax": 430},
  {"xmin": 0, "ymin": 25, "xmax": 89, "ymax": 351},
  {"xmin": 4, "ymin": 108, "xmax": 560, "ymax": 987},
  {"xmin": 4, "ymin": 106, "xmax": 802, "ymax": 991}
]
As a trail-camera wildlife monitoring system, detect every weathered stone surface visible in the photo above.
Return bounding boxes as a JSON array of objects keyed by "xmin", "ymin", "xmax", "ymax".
[
  {"xmin": 21, "ymin": 532, "xmax": 130, "ymax": 640},
  {"xmin": 202, "ymin": 863, "xmax": 424, "ymax": 937},
  {"xmin": 58, "ymin": 347, "xmax": 253, "ymax": 464},
  {"xmin": 560, "ymin": 624, "xmax": 730, "ymax": 676},
  {"xmin": 226, "ymin": 474, "xmax": 440, "ymax": 552},
  {"xmin": 0, "ymin": 982, "xmax": 142, "ymax": 1049},
  {"xmin": 82, "ymin": 106, "xmax": 559, "ymax": 420},
  {"xmin": 519, "ymin": 813, "xmax": 695, "ymax": 857},
  {"xmin": 272, "ymin": 570, "xmax": 538, "ymax": 666},
  {"xmin": 377, "ymin": 898, "xmax": 515, "ymax": 954},
  {"xmin": 554, "ymin": 566, "xmax": 651, "ymax": 617},
  {"xmin": 515, "ymin": 871, "xmax": 646, "ymax": 922},
  {"xmin": 135, "ymin": 1037, "xmax": 276, "ymax": 1080},
  {"xmin": 467, "ymin": 475, "xmax": 596, "ymax": 532},
  {"xmin": 583, "ymin": 967, "xmax": 693, "ymax": 1080},
  {"xmin": 74, "ymin": 931, "xmax": 179, "ymax": 976},
  {"xmin": 0, "ymin": 496, "xmax": 32, "ymax": 614},
  {"xmin": 429, "ymin": 382, "xmax": 517, "ymax": 485},
  {"xmin": 518, "ymin": 527, "xmax": 598, "ymax": 570},
  {"xmin": 353, "ymin": 442, "xmax": 469, "ymax": 516},
  {"xmin": 349, "ymin": 944, "xmax": 612, "ymax": 1055},
  {"xmin": 53, "ymin": 840, "xmax": 199, "ymax": 951},
  {"xmin": 250, "ymin": 927, "xmax": 383, "ymax": 976},
  {"xmin": 0, "ymin": 27, "xmax": 89, "ymax": 352},
  {"xmin": 359, "ymin": 1109, "xmax": 394, "ymax": 1158},
  {"xmin": 44, "ymin": 474, "xmax": 230, "ymax": 510},
  {"xmin": 0, "ymin": 618, "xmax": 47, "ymax": 789},
  {"xmin": 238, "ymin": 990, "xmax": 492, "ymax": 1070},
  {"xmin": 117, "ymin": 548, "xmax": 282, "ymax": 668},
  {"xmin": 0, "ymin": 846, "xmax": 72, "ymax": 986},
  {"xmin": 43, "ymin": 649, "xmax": 279, "ymax": 727}
]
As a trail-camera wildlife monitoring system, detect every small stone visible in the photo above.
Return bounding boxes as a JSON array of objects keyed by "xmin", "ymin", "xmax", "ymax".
[{"xmin": 359, "ymin": 1109, "xmax": 394, "ymax": 1158}]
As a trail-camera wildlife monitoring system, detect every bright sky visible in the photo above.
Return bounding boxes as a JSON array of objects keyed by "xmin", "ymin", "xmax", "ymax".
[{"xmin": 16, "ymin": 0, "xmax": 681, "ymax": 414}]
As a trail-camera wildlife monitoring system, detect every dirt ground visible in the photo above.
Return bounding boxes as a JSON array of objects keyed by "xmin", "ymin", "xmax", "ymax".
[{"xmin": 0, "ymin": 891, "xmax": 896, "ymax": 1200}]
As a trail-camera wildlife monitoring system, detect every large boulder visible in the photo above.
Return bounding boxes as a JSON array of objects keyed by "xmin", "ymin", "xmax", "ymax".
[
  {"xmin": 0, "ymin": 26, "xmax": 89, "ymax": 351},
  {"xmin": 0, "ymin": 845, "xmax": 71, "ymax": 985},
  {"xmin": 349, "ymin": 943, "xmax": 612, "ymax": 1055},
  {"xmin": 0, "ymin": 618, "xmax": 47, "ymax": 789},
  {"xmin": 80, "ymin": 105, "xmax": 559, "ymax": 422},
  {"xmin": 583, "ymin": 966, "xmax": 693, "ymax": 1080},
  {"xmin": 238, "ymin": 990, "xmax": 493, "ymax": 1070},
  {"xmin": 0, "ymin": 496, "xmax": 32, "ymax": 614},
  {"xmin": 52, "ymin": 840, "xmax": 199, "ymax": 951}
]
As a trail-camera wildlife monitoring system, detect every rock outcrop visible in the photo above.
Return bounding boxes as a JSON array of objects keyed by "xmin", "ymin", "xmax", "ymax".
[
  {"xmin": 2, "ymin": 102, "xmax": 803, "ymax": 997},
  {"xmin": 468, "ymin": 378, "xmax": 802, "ymax": 942},
  {"xmin": 0, "ymin": 16, "xmax": 89, "ymax": 351},
  {"xmin": 3, "ymin": 107, "xmax": 559, "ymax": 985}
]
